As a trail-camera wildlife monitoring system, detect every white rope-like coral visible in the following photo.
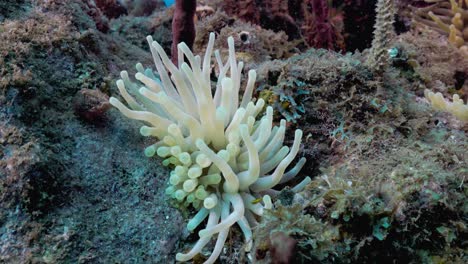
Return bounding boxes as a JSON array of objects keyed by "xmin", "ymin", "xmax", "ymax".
[{"xmin": 110, "ymin": 33, "xmax": 311, "ymax": 263}]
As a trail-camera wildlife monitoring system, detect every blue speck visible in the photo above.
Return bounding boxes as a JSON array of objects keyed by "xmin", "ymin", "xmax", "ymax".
[
  {"xmin": 164, "ymin": 0, "xmax": 175, "ymax": 7},
  {"xmin": 388, "ymin": 48, "xmax": 399, "ymax": 58}
]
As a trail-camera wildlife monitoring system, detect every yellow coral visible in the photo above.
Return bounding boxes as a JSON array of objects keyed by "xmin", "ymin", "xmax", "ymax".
[
  {"xmin": 424, "ymin": 89, "xmax": 468, "ymax": 121},
  {"xmin": 413, "ymin": 0, "xmax": 468, "ymax": 56}
]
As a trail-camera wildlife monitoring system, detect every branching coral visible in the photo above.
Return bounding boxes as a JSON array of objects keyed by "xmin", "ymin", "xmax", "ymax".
[
  {"xmin": 109, "ymin": 33, "xmax": 310, "ymax": 263},
  {"xmin": 412, "ymin": 0, "xmax": 468, "ymax": 56}
]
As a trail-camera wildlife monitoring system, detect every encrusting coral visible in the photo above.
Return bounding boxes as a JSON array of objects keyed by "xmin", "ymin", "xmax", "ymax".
[{"xmin": 109, "ymin": 33, "xmax": 311, "ymax": 263}]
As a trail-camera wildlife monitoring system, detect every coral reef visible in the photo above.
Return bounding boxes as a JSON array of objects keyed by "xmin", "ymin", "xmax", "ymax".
[
  {"xmin": 95, "ymin": 0, "xmax": 128, "ymax": 18},
  {"xmin": 395, "ymin": 28, "xmax": 468, "ymax": 92},
  {"xmin": 302, "ymin": 0, "xmax": 346, "ymax": 51},
  {"xmin": 214, "ymin": 0, "xmax": 378, "ymax": 53},
  {"xmin": 219, "ymin": 0, "xmax": 345, "ymax": 51},
  {"xmin": 0, "ymin": 123, "xmax": 41, "ymax": 212},
  {"xmin": 247, "ymin": 22, "xmax": 467, "ymax": 264},
  {"xmin": 223, "ymin": 0, "xmax": 260, "ymax": 25},
  {"xmin": 253, "ymin": 121, "xmax": 467, "ymax": 263},
  {"xmin": 194, "ymin": 12, "xmax": 302, "ymax": 67},
  {"xmin": 255, "ymin": 49, "xmax": 377, "ymax": 129},
  {"xmin": 0, "ymin": 0, "xmax": 182, "ymax": 262},
  {"xmin": 121, "ymin": 0, "xmax": 162, "ymax": 17},
  {"xmin": 1, "ymin": 0, "xmax": 466, "ymax": 263},
  {"xmin": 110, "ymin": 7, "xmax": 173, "ymax": 51},
  {"xmin": 83, "ymin": 0, "xmax": 111, "ymax": 32},
  {"xmin": 412, "ymin": 0, "xmax": 468, "ymax": 56}
]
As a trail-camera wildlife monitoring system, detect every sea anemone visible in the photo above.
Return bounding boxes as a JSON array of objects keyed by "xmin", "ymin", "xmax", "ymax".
[{"xmin": 109, "ymin": 33, "xmax": 310, "ymax": 263}]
